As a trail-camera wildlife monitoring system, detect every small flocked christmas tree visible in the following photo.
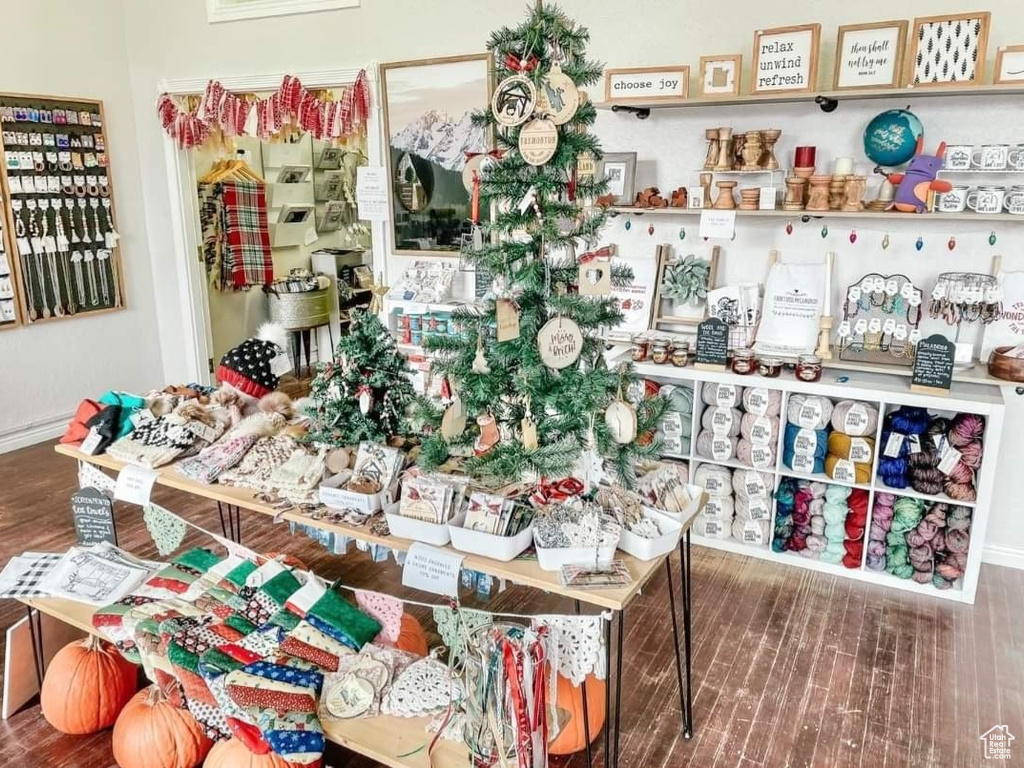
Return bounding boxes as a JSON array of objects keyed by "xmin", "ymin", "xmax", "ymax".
[
  {"xmin": 417, "ymin": 2, "xmax": 665, "ymax": 486},
  {"xmin": 307, "ymin": 309, "xmax": 415, "ymax": 446}
]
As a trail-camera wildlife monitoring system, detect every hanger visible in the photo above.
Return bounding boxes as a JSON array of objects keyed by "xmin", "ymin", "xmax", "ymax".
[{"xmin": 199, "ymin": 151, "xmax": 265, "ymax": 184}]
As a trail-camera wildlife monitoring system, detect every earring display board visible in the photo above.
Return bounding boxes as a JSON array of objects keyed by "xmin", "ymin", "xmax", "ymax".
[
  {"xmin": 0, "ymin": 93, "xmax": 124, "ymax": 324},
  {"xmin": 838, "ymin": 273, "xmax": 923, "ymax": 368},
  {"xmin": 0, "ymin": 190, "xmax": 19, "ymax": 327}
]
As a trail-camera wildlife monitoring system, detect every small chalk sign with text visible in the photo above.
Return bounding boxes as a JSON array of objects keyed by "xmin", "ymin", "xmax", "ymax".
[
  {"xmin": 695, "ymin": 317, "xmax": 729, "ymax": 370},
  {"xmin": 71, "ymin": 487, "xmax": 117, "ymax": 546},
  {"xmin": 751, "ymin": 24, "xmax": 821, "ymax": 95},
  {"xmin": 833, "ymin": 21, "xmax": 907, "ymax": 90},
  {"xmin": 911, "ymin": 334, "xmax": 955, "ymax": 395},
  {"xmin": 603, "ymin": 66, "xmax": 690, "ymax": 103}
]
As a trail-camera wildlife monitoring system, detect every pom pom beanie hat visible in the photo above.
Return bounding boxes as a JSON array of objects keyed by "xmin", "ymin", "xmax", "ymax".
[{"xmin": 217, "ymin": 323, "xmax": 289, "ymax": 399}]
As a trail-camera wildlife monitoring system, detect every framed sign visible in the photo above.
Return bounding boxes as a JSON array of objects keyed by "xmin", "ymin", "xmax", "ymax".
[
  {"xmin": 603, "ymin": 66, "xmax": 689, "ymax": 103},
  {"xmin": 596, "ymin": 152, "xmax": 637, "ymax": 206},
  {"xmin": 699, "ymin": 55, "xmax": 742, "ymax": 97},
  {"xmin": 994, "ymin": 46, "xmax": 1024, "ymax": 84},
  {"xmin": 751, "ymin": 24, "xmax": 821, "ymax": 94},
  {"xmin": 907, "ymin": 12, "xmax": 990, "ymax": 88},
  {"xmin": 833, "ymin": 21, "xmax": 908, "ymax": 90}
]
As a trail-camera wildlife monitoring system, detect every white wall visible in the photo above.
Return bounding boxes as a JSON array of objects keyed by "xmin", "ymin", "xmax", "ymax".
[
  {"xmin": 110, "ymin": 0, "xmax": 1024, "ymax": 565},
  {"xmin": 0, "ymin": 0, "xmax": 163, "ymax": 450}
]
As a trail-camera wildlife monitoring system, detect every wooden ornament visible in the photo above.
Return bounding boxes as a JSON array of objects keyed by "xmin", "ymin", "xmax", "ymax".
[
  {"xmin": 536, "ymin": 63, "xmax": 580, "ymax": 125},
  {"xmin": 521, "ymin": 414, "xmax": 538, "ymax": 452},
  {"xmin": 577, "ymin": 151, "xmax": 596, "ymax": 180},
  {"xmin": 578, "ymin": 257, "xmax": 611, "ymax": 296},
  {"xmin": 495, "ymin": 298, "xmax": 521, "ymax": 341},
  {"xmin": 325, "ymin": 447, "xmax": 352, "ymax": 474},
  {"xmin": 605, "ymin": 399, "xmax": 638, "ymax": 444},
  {"xmin": 474, "ymin": 413, "xmax": 501, "ymax": 455},
  {"xmin": 537, "ymin": 316, "xmax": 583, "ymax": 369},
  {"xmin": 492, "ymin": 75, "xmax": 537, "ymax": 127},
  {"xmin": 519, "ymin": 118, "xmax": 559, "ymax": 166},
  {"xmin": 440, "ymin": 395, "xmax": 468, "ymax": 440}
]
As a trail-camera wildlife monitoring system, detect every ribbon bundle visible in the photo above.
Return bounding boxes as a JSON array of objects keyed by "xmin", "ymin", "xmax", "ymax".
[{"xmin": 157, "ymin": 71, "xmax": 371, "ymax": 150}]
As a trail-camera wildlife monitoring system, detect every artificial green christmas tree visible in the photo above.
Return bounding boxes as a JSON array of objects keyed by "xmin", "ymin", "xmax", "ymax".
[
  {"xmin": 417, "ymin": 2, "xmax": 666, "ymax": 486},
  {"xmin": 307, "ymin": 309, "xmax": 415, "ymax": 446}
]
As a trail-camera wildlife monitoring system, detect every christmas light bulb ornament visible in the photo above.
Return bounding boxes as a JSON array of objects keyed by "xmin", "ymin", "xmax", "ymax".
[
  {"xmin": 990, "ymin": 231, "xmax": 998, "ymax": 246},
  {"xmin": 821, "ymin": 225, "xmax": 828, "ymax": 238},
  {"xmin": 948, "ymin": 236, "xmax": 956, "ymax": 251},
  {"xmin": 624, "ymin": 218, "xmax": 631, "ymax": 231},
  {"xmin": 679, "ymin": 227, "xmax": 686, "ymax": 241},
  {"xmin": 648, "ymin": 223, "xmax": 655, "ymax": 236},
  {"xmin": 849, "ymin": 229, "xmax": 857, "ymax": 244},
  {"xmin": 916, "ymin": 236, "xmax": 924, "ymax": 251},
  {"xmin": 882, "ymin": 234, "xmax": 890, "ymax": 250},
  {"xmin": 785, "ymin": 221, "xmax": 793, "ymax": 235}
]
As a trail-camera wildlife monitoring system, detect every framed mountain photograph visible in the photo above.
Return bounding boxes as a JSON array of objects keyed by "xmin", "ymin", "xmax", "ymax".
[{"xmin": 381, "ymin": 54, "xmax": 492, "ymax": 256}]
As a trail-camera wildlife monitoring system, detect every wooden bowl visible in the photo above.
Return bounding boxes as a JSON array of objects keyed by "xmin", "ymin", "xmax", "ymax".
[{"xmin": 988, "ymin": 346, "xmax": 1024, "ymax": 382}]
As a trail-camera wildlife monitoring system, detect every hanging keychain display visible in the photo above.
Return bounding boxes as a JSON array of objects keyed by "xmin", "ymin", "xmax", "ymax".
[{"xmin": 838, "ymin": 272, "xmax": 923, "ymax": 368}]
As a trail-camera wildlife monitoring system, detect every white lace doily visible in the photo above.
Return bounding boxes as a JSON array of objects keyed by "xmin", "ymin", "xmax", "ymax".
[
  {"xmin": 433, "ymin": 606, "xmax": 492, "ymax": 661},
  {"xmin": 532, "ymin": 614, "xmax": 608, "ymax": 684},
  {"xmin": 382, "ymin": 656, "xmax": 464, "ymax": 718}
]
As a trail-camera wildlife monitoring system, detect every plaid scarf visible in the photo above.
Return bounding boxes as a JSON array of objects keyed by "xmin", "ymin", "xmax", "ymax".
[{"xmin": 221, "ymin": 181, "xmax": 272, "ymax": 289}]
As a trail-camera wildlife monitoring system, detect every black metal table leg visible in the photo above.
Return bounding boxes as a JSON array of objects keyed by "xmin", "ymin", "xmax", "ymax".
[
  {"xmin": 574, "ymin": 600, "xmax": 594, "ymax": 768},
  {"xmin": 666, "ymin": 556, "xmax": 687, "ymax": 735},
  {"xmin": 25, "ymin": 606, "xmax": 44, "ymax": 689},
  {"xmin": 604, "ymin": 613, "xmax": 612, "ymax": 767},
  {"xmin": 613, "ymin": 609, "xmax": 624, "ymax": 768},
  {"xmin": 217, "ymin": 501, "xmax": 229, "ymax": 539},
  {"xmin": 679, "ymin": 532, "xmax": 694, "ymax": 738},
  {"xmin": 233, "ymin": 505, "xmax": 243, "ymax": 544}
]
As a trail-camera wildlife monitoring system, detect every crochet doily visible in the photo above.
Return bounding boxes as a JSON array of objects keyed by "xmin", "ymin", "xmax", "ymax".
[
  {"xmin": 433, "ymin": 606, "xmax": 492, "ymax": 661},
  {"xmin": 355, "ymin": 590, "xmax": 403, "ymax": 644},
  {"xmin": 532, "ymin": 614, "xmax": 608, "ymax": 684},
  {"xmin": 382, "ymin": 656, "xmax": 463, "ymax": 718},
  {"xmin": 143, "ymin": 503, "xmax": 187, "ymax": 556}
]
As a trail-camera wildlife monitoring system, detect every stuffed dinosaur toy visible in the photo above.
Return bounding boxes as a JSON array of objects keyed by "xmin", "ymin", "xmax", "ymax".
[{"xmin": 881, "ymin": 138, "xmax": 953, "ymax": 213}]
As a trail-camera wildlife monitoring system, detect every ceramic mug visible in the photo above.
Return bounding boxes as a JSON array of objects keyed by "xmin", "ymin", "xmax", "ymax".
[
  {"xmin": 1008, "ymin": 145, "xmax": 1024, "ymax": 171},
  {"xmin": 944, "ymin": 144, "xmax": 974, "ymax": 171},
  {"xmin": 972, "ymin": 144, "xmax": 1010, "ymax": 170},
  {"xmin": 1004, "ymin": 186, "xmax": 1024, "ymax": 214},
  {"xmin": 937, "ymin": 186, "xmax": 970, "ymax": 212},
  {"xmin": 967, "ymin": 186, "xmax": 1005, "ymax": 214}
]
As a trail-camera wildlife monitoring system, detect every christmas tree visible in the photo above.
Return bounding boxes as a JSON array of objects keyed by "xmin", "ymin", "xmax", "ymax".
[
  {"xmin": 307, "ymin": 309, "xmax": 415, "ymax": 446},
  {"xmin": 417, "ymin": 2, "xmax": 665, "ymax": 486}
]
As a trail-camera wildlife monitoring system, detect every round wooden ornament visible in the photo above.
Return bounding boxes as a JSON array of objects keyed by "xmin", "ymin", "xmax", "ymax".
[
  {"xmin": 519, "ymin": 118, "xmax": 559, "ymax": 166},
  {"xmin": 462, "ymin": 153, "xmax": 496, "ymax": 193},
  {"xmin": 325, "ymin": 447, "xmax": 352, "ymax": 475},
  {"xmin": 492, "ymin": 75, "xmax": 537, "ymax": 128},
  {"xmin": 537, "ymin": 316, "xmax": 583, "ymax": 369},
  {"xmin": 535, "ymin": 63, "xmax": 579, "ymax": 126},
  {"xmin": 605, "ymin": 399, "xmax": 638, "ymax": 444}
]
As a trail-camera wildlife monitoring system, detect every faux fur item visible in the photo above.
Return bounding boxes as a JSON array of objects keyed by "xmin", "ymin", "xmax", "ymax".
[
  {"xmin": 257, "ymin": 321, "xmax": 290, "ymax": 355},
  {"xmin": 258, "ymin": 391, "xmax": 294, "ymax": 419}
]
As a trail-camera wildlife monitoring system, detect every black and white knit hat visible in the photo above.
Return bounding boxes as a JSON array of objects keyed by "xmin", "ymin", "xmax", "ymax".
[{"xmin": 217, "ymin": 323, "xmax": 289, "ymax": 399}]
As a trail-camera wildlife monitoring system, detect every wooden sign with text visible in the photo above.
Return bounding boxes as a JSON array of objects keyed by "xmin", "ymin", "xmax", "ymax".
[{"xmin": 604, "ymin": 66, "xmax": 690, "ymax": 103}]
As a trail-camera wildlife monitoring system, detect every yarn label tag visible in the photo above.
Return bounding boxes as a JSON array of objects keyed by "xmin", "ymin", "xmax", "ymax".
[
  {"xmin": 711, "ymin": 437, "xmax": 732, "ymax": 461},
  {"xmin": 187, "ymin": 420, "xmax": 220, "ymax": 443},
  {"xmin": 749, "ymin": 417, "xmax": 773, "ymax": 445},
  {"xmin": 746, "ymin": 388, "xmax": 770, "ymax": 417},
  {"xmin": 746, "ymin": 497, "xmax": 770, "ymax": 521},
  {"xmin": 702, "ymin": 475, "xmax": 726, "ymax": 495},
  {"xmin": 908, "ymin": 434, "xmax": 922, "ymax": 455},
  {"xmin": 832, "ymin": 459, "xmax": 855, "ymax": 483},
  {"xmin": 79, "ymin": 427, "xmax": 103, "ymax": 455},
  {"xmin": 271, "ymin": 351, "xmax": 293, "ymax": 376},
  {"xmin": 742, "ymin": 521, "xmax": 764, "ymax": 545},
  {"xmin": 661, "ymin": 412, "xmax": 684, "ymax": 436},
  {"xmin": 938, "ymin": 446, "xmax": 962, "ymax": 476},
  {"xmin": 797, "ymin": 401, "xmax": 823, "ymax": 429},
  {"xmin": 849, "ymin": 438, "xmax": 872, "ymax": 463},
  {"xmin": 714, "ymin": 384, "xmax": 736, "ymax": 407},
  {"xmin": 884, "ymin": 432, "xmax": 904, "ymax": 458},
  {"xmin": 842, "ymin": 404, "xmax": 870, "ymax": 435},
  {"xmin": 710, "ymin": 408, "xmax": 734, "ymax": 436},
  {"xmin": 705, "ymin": 498, "xmax": 725, "ymax": 518},
  {"xmin": 794, "ymin": 429, "xmax": 818, "ymax": 455},
  {"xmin": 750, "ymin": 446, "xmax": 773, "ymax": 468},
  {"xmin": 744, "ymin": 474, "xmax": 768, "ymax": 498},
  {"xmin": 704, "ymin": 517, "xmax": 722, "ymax": 537},
  {"xmin": 791, "ymin": 452, "xmax": 815, "ymax": 473}
]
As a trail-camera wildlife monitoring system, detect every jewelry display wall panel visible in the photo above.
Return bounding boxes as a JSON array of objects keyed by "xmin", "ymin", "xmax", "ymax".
[
  {"xmin": 0, "ymin": 189, "xmax": 19, "ymax": 328},
  {"xmin": 0, "ymin": 93, "xmax": 124, "ymax": 324}
]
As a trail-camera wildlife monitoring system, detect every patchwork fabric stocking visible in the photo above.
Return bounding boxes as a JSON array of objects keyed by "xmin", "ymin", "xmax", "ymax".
[{"xmin": 304, "ymin": 588, "xmax": 382, "ymax": 651}]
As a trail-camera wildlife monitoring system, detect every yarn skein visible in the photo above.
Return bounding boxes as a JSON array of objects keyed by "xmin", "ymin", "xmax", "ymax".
[
  {"xmin": 737, "ymin": 438, "xmax": 776, "ymax": 469},
  {"xmin": 742, "ymin": 387, "xmax": 783, "ymax": 417},
  {"xmin": 696, "ymin": 430, "xmax": 736, "ymax": 462},
  {"xmin": 701, "ymin": 381, "xmax": 743, "ymax": 408},
  {"xmin": 830, "ymin": 400, "xmax": 879, "ymax": 437},
  {"xmin": 740, "ymin": 413, "xmax": 780, "ymax": 445},
  {"xmin": 693, "ymin": 463, "xmax": 734, "ymax": 497},
  {"xmin": 701, "ymin": 407, "xmax": 743, "ymax": 437},
  {"xmin": 786, "ymin": 394, "xmax": 834, "ymax": 430}
]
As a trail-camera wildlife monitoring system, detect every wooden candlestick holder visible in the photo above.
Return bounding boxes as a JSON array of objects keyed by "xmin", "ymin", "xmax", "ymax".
[
  {"xmin": 817, "ymin": 314, "xmax": 834, "ymax": 360},
  {"xmin": 742, "ymin": 131, "xmax": 763, "ymax": 170},
  {"xmin": 714, "ymin": 127, "xmax": 734, "ymax": 171},
  {"xmin": 806, "ymin": 175, "xmax": 831, "ymax": 212},
  {"xmin": 761, "ymin": 128, "xmax": 782, "ymax": 170},
  {"xmin": 713, "ymin": 180, "xmax": 738, "ymax": 209},
  {"xmin": 699, "ymin": 173, "xmax": 713, "ymax": 208},
  {"xmin": 783, "ymin": 177, "xmax": 807, "ymax": 211},
  {"xmin": 704, "ymin": 128, "xmax": 720, "ymax": 171},
  {"xmin": 739, "ymin": 187, "xmax": 761, "ymax": 210},
  {"xmin": 842, "ymin": 176, "xmax": 867, "ymax": 212}
]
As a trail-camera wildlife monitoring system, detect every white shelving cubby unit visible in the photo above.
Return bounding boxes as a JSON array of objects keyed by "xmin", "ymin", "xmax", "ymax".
[{"xmin": 625, "ymin": 355, "xmax": 1004, "ymax": 604}]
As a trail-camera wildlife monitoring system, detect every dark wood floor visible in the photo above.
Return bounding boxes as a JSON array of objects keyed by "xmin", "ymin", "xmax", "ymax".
[{"xmin": 0, "ymin": 441, "xmax": 1020, "ymax": 767}]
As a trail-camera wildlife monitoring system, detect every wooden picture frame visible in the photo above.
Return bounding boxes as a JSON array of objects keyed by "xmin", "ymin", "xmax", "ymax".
[
  {"xmin": 596, "ymin": 152, "xmax": 637, "ymax": 206},
  {"xmin": 603, "ymin": 66, "xmax": 689, "ymax": 103},
  {"xmin": 833, "ymin": 21, "xmax": 908, "ymax": 90},
  {"xmin": 652, "ymin": 245, "xmax": 721, "ymax": 330},
  {"xmin": 907, "ymin": 12, "xmax": 990, "ymax": 88},
  {"xmin": 994, "ymin": 45, "xmax": 1024, "ymax": 84},
  {"xmin": 698, "ymin": 55, "xmax": 743, "ymax": 98},
  {"xmin": 380, "ymin": 53, "xmax": 492, "ymax": 257},
  {"xmin": 751, "ymin": 24, "xmax": 821, "ymax": 95}
]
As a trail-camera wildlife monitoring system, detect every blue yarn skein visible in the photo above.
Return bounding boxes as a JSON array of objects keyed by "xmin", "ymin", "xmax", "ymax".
[{"xmin": 783, "ymin": 423, "xmax": 828, "ymax": 473}]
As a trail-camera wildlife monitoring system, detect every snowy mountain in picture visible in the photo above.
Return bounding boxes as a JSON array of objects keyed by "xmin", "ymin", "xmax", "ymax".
[{"xmin": 391, "ymin": 109, "xmax": 486, "ymax": 172}]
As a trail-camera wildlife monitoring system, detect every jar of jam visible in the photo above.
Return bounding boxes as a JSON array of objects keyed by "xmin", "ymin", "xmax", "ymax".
[
  {"xmin": 758, "ymin": 357, "xmax": 783, "ymax": 377},
  {"xmin": 670, "ymin": 341, "xmax": 690, "ymax": 367},
  {"xmin": 630, "ymin": 334, "xmax": 650, "ymax": 363},
  {"xmin": 651, "ymin": 338, "xmax": 670, "ymax": 365},
  {"xmin": 732, "ymin": 348, "xmax": 757, "ymax": 375},
  {"xmin": 796, "ymin": 353, "xmax": 823, "ymax": 382}
]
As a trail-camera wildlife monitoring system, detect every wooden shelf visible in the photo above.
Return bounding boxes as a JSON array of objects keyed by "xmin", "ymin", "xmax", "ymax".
[
  {"xmin": 596, "ymin": 84, "xmax": 1024, "ymax": 113},
  {"xmin": 608, "ymin": 206, "xmax": 1024, "ymax": 224}
]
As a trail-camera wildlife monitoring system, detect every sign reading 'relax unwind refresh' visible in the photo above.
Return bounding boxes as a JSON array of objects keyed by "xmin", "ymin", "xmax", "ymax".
[{"xmin": 752, "ymin": 24, "xmax": 821, "ymax": 94}]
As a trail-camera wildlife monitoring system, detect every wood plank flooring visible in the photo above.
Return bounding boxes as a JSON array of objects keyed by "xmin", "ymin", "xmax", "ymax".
[{"xmin": 0, "ymin": 441, "xmax": 1021, "ymax": 767}]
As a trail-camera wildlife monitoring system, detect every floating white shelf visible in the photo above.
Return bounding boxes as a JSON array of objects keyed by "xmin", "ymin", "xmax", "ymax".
[{"xmin": 608, "ymin": 205, "xmax": 1024, "ymax": 224}]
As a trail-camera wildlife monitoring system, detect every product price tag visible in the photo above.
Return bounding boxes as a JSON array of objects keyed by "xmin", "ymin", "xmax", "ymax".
[
  {"xmin": 794, "ymin": 428, "xmax": 818, "ymax": 455},
  {"xmin": 842, "ymin": 403, "xmax": 870, "ymax": 435},
  {"xmin": 938, "ymin": 446, "xmax": 963, "ymax": 476},
  {"xmin": 114, "ymin": 464, "xmax": 158, "ymax": 506},
  {"xmin": 742, "ymin": 521, "xmax": 764, "ymax": 545},
  {"xmin": 711, "ymin": 437, "xmax": 732, "ymax": 461},
  {"xmin": 831, "ymin": 459, "xmax": 855, "ymax": 483},
  {"xmin": 750, "ymin": 446, "xmax": 773, "ymax": 468},
  {"xmin": 188, "ymin": 420, "xmax": 221, "ymax": 443},
  {"xmin": 711, "ymin": 408, "xmax": 734, "ymax": 436},
  {"xmin": 849, "ymin": 438, "xmax": 872, "ymax": 463},
  {"xmin": 714, "ymin": 384, "xmax": 737, "ymax": 407},
  {"xmin": 744, "ymin": 474, "xmax": 768, "ymax": 498},
  {"xmin": 908, "ymin": 434, "xmax": 922, "ymax": 455},
  {"xmin": 745, "ymin": 388, "xmax": 770, "ymax": 416},
  {"xmin": 749, "ymin": 417, "xmax": 773, "ymax": 445},
  {"xmin": 791, "ymin": 452, "xmax": 816, "ymax": 473},
  {"xmin": 401, "ymin": 542, "xmax": 464, "ymax": 597},
  {"xmin": 79, "ymin": 427, "xmax": 103, "ymax": 456},
  {"xmin": 746, "ymin": 497, "xmax": 771, "ymax": 521},
  {"xmin": 797, "ymin": 400, "xmax": 824, "ymax": 429},
  {"xmin": 884, "ymin": 432, "xmax": 905, "ymax": 458}
]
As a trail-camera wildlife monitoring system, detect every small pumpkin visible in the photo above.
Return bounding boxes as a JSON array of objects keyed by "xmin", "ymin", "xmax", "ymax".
[
  {"xmin": 204, "ymin": 738, "xmax": 320, "ymax": 768},
  {"xmin": 41, "ymin": 634, "xmax": 137, "ymax": 734},
  {"xmin": 394, "ymin": 613, "xmax": 429, "ymax": 657},
  {"xmin": 113, "ymin": 686, "xmax": 212, "ymax": 768},
  {"xmin": 549, "ymin": 673, "xmax": 606, "ymax": 756}
]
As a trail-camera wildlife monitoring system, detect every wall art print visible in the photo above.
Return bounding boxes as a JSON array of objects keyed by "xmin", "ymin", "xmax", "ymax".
[
  {"xmin": 381, "ymin": 54, "xmax": 492, "ymax": 256},
  {"xmin": 908, "ymin": 12, "xmax": 990, "ymax": 88}
]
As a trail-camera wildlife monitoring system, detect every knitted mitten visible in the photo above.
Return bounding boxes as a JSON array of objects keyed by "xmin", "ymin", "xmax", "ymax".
[
  {"xmin": 176, "ymin": 412, "xmax": 286, "ymax": 484},
  {"xmin": 219, "ymin": 434, "xmax": 297, "ymax": 489},
  {"xmin": 105, "ymin": 413, "xmax": 201, "ymax": 468},
  {"xmin": 265, "ymin": 448, "xmax": 326, "ymax": 504}
]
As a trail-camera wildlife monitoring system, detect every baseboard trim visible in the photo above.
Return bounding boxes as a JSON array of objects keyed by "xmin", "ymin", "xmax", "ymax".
[
  {"xmin": 0, "ymin": 412, "xmax": 71, "ymax": 454},
  {"xmin": 983, "ymin": 544, "xmax": 1024, "ymax": 571}
]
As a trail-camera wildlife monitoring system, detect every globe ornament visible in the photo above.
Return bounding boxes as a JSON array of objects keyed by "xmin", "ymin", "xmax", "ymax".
[{"xmin": 863, "ymin": 109, "xmax": 924, "ymax": 167}]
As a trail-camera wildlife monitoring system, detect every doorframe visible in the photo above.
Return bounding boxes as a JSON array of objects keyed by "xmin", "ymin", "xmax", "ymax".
[{"xmin": 156, "ymin": 66, "xmax": 386, "ymax": 385}]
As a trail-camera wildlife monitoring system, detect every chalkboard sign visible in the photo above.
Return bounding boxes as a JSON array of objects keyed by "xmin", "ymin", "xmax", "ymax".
[
  {"xmin": 71, "ymin": 487, "xmax": 117, "ymax": 546},
  {"xmin": 695, "ymin": 317, "xmax": 729, "ymax": 370},
  {"xmin": 911, "ymin": 333, "xmax": 955, "ymax": 394}
]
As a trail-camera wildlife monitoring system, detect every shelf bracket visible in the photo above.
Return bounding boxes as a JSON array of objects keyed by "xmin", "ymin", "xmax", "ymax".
[
  {"xmin": 611, "ymin": 104, "xmax": 651, "ymax": 120},
  {"xmin": 815, "ymin": 95, "xmax": 839, "ymax": 113}
]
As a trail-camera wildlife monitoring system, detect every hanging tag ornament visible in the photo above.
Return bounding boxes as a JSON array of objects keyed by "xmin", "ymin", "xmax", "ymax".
[
  {"xmin": 521, "ymin": 413, "xmax": 538, "ymax": 452},
  {"xmin": 491, "ymin": 74, "xmax": 537, "ymax": 128},
  {"xmin": 440, "ymin": 394, "xmax": 468, "ymax": 441},
  {"xmin": 518, "ymin": 118, "xmax": 558, "ymax": 166},
  {"xmin": 537, "ymin": 316, "xmax": 583, "ymax": 369},
  {"xmin": 535, "ymin": 63, "xmax": 579, "ymax": 125},
  {"xmin": 495, "ymin": 299, "xmax": 521, "ymax": 341}
]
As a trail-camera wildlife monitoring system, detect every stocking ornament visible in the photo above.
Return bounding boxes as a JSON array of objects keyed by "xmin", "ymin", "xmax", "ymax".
[{"xmin": 474, "ymin": 413, "xmax": 500, "ymax": 456}]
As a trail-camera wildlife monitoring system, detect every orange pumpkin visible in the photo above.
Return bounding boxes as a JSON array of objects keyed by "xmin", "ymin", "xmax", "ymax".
[
  {"xmin": 549, "ymin": 673, "xmax": 606, "ymax": 755},
  {"xmin": 204, "ymin": 738, "xmax": 320, "ymax": 768},
  {"xmin": 394, "ymin": 613, "xmax": 429, "ymax": 657},
  {"xmin": 41, "ymin": 635, "xmax": 137, "ymax": 734},
  {"xmin": 113, "ymin": 686, "xmax": 212, "ymax": 768}
]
